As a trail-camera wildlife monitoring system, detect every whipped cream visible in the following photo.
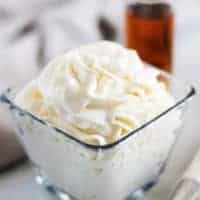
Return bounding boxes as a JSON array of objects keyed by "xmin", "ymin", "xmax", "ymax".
[
  {"xmin": 12, "ymin": 41, "xmax": 184, "ymax": 200},
  {"xmin": 15, "ymin": 41, "xmax": 175, "ymax": 145}
]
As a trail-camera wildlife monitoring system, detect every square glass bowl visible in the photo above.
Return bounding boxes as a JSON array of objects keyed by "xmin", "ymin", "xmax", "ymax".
[{"xmin": 0, "ymin": 69, "xmax": 196, "ymax": 200}]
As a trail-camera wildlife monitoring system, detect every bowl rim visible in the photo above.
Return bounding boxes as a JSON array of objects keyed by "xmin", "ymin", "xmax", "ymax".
[{"xmin": 0, "ymin": 73, "xmax": 196, "ymax": 151}]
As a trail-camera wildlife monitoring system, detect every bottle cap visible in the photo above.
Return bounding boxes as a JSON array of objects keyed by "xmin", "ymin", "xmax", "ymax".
[{"xmin": 127, "ymin": 0, "xmax": 171, "ymax": 4}]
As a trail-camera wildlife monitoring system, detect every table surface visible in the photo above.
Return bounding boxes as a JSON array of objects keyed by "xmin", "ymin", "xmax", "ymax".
[{"xmin": 0, "ymin": 162, "xmax": 61, "ymax": 200}]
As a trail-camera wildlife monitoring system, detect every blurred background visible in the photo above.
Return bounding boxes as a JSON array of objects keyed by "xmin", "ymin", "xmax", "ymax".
[
  {"xmin": 0, "ymin": 0, "xmax": 199, "ymax": 87},
  {"xmin": 0, "ymin": 0, "xmax": 200, "ymax": 198}
]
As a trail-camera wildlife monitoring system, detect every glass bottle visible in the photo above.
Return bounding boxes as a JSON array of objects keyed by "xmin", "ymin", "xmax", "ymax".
[{"xmin": 125, "ymin": 0, "xmax": 174, "ymax": 73}]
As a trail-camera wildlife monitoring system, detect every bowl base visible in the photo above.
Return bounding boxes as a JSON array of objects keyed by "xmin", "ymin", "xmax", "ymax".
[
  {"xmin": 34, "ymin": 166, "xmax": 157, "ymax": 200},
  {"xmin": 129, "ymin": 181, "xmax": 157, "ymax": 200},
  {"xmin": 35, "ymin": 167, "xmax": 77, "ymax": 200}
]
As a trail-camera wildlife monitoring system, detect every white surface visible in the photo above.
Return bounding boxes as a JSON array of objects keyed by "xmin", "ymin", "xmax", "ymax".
[{"xmin": 0, "ymin": 162, "xmax": 59, "ymax": 200}]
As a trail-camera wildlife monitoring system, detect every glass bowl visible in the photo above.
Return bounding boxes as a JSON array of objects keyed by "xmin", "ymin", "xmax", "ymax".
[{"xmin": 0, "ymin": 69, "xmax": 196, "ymax": 200}]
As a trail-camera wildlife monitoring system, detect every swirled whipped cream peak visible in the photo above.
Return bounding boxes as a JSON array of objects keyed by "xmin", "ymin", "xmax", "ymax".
[{"xmin": 15, "ymin": 41, "xmax": 175, "ymax": 145}]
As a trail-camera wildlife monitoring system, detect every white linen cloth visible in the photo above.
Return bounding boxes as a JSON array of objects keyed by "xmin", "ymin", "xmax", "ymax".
[{"xmin": 0, "ymin": 0, "xmax": 100, "ymax": 86}]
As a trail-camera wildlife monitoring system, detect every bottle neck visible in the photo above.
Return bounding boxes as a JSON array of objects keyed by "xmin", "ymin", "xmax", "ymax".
[
  {"xmin": 126, "ymin": 0, "xmax": 173, "ymax": 19},
  {"xmin": 127, "ymin": 0, "xmax": 171, "ymax": 4}
]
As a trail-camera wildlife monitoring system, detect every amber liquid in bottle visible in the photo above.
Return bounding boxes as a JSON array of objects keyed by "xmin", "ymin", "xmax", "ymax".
[{"xmin": 125, "ymin": 3, "xmax": 174, "ymax": 72}]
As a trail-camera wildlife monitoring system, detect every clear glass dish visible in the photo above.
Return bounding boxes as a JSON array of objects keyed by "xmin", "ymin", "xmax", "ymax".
[{"xmin": 0, "ymin": 69, "xmax": 196, "ymax": 200}]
